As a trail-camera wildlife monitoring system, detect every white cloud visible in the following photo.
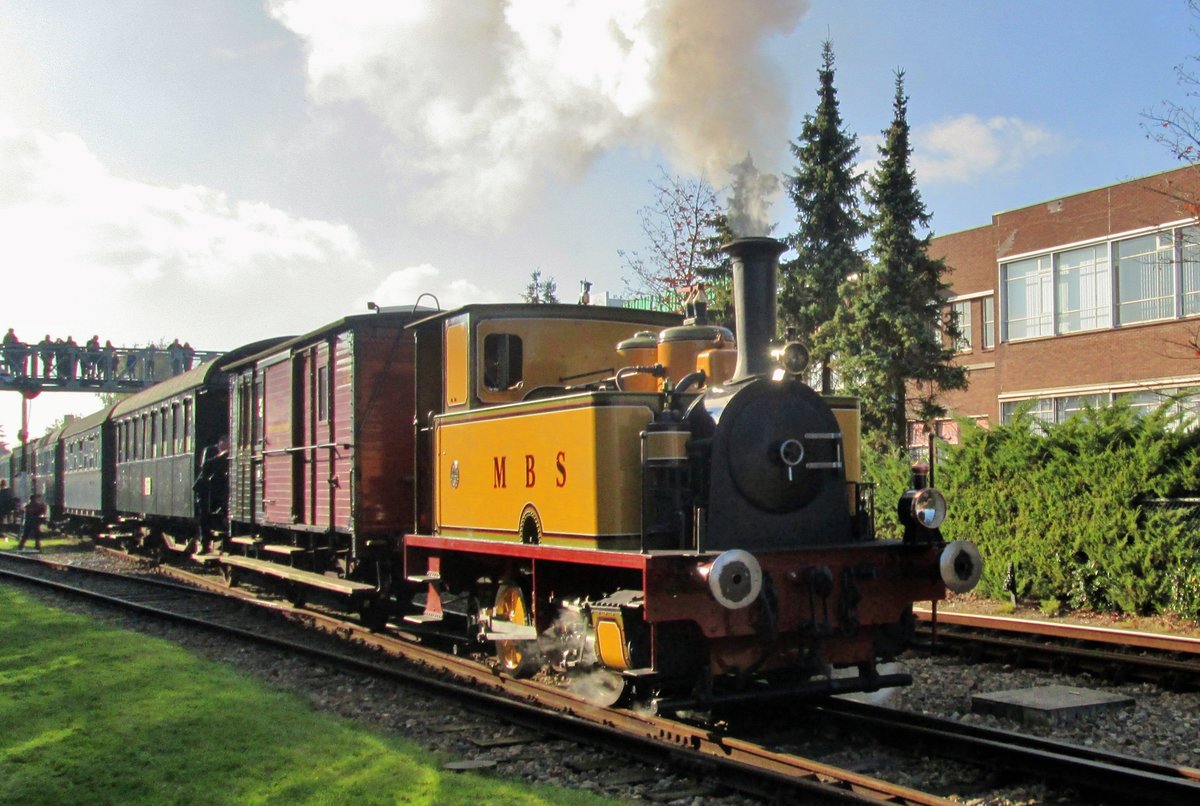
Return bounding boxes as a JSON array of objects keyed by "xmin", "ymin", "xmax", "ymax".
[
  {"xmin": 268, "ymin": 0, "xmax": 809, "ymax": 225},
  {"xmin": 362, "ymin": 263, "xmax": 505, "ymax": 312},
  {"xmin": 910, "ymin": 114, "xmax": 1065, "ymax": 183},
  {"xmin": 0, "ymin": 118, "xmax": 375, "ymax": 348}
]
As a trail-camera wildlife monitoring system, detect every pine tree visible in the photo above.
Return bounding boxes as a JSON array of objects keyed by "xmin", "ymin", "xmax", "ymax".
[
  {"xmin": 522, "ymin": 270, "xmax": 558, "ymax": 304},
  {"xmin": 781, "ymin": 40, "xmax": 866, "ymax": 394},
  {"xmin": 839, "ymin": 70, "xmax": 966, "ymax": 448},
  {"xmin": 696, "ymin": 210, "xmax": 737, "ymax": 329}
]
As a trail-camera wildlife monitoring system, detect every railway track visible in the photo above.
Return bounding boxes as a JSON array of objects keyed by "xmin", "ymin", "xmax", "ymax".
[
  {"xmin": 0, "ymin": 550, "xmax": 953, "ymax": 805},
  {"xmin": 812, "ymin": 698, "xmax": 1200, "ymax": 804},
  {"xmin": 7, "ymin": 548, "xmax": 1200, "ymax": 803},
  {"xmin": 915, "ymin": 608, "xmax": 1200, "ymax": 689}
]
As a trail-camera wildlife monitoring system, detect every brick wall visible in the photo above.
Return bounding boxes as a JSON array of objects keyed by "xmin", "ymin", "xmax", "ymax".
[{"xmin": 927, "ymin": 165, "xmax": 1200, "ymax": 427}]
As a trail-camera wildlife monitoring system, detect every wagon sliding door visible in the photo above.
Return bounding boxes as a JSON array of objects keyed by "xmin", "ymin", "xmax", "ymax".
[{"xmin": 260, "ymin": 355, "xmax": 295, "ymax": 528}]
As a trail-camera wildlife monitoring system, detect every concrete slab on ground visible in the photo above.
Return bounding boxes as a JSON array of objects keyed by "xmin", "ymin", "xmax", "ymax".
[{"xmin": 972, "ymin": 684, "xmax": 1134, "ymax": 726}]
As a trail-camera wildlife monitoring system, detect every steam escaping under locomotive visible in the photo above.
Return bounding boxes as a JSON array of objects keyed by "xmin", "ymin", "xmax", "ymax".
[{"xmin": 3, "ymin": 236, "xmax": 981, "ymax": 713}]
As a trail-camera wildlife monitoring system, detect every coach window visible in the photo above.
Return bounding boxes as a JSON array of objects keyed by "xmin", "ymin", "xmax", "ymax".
[
  {"xmin": 483, "ymin": 333, "xmax": 523, "ymax": 391},
  {"xmin": 141, "ymin": 414, "xmax": 149, "ymax": 459},
  {"xmin": 172, "ymin": 404, "xmax": 180, "ymax": 454},
  {"xmin": 152, "ymin": 412, "xmax": 160, "ymax": 458},
  {"xmin": 182, "ymin": 399, "xmax": 191, "ymax": 453},
  {"xmin": 162, "ymin": 406, "xmax": 171, "ymax": 456}
]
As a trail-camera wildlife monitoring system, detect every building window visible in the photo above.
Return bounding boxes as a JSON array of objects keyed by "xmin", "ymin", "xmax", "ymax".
[
  {"xmin": 1183, "ymin": 226, "xmax": 1200, "ymax": 316},
  {"xmin": 1117, "ymin": 389, "xmax": 1167, "ymax": 417},
  {"xmin": 1056, "ymin": 393, "xmax": 1104, "ymax": 421},
  {"xmin": 951, "ymin": 300, "xmax": 971, "ymax": 352},
  {"xmin": 1116, "ymin": 232, "xmax": 1175, "ymax": 324},
  {"xmin": 982, "ymin": 295, "xmax": 995, "ymax": 349},
  {"xmin": 1056, "ymin": 244, "xmax": 1111, "ymax": 333},
  {"xmin": 1003, "ymin": 254, "xmax": 1052, "ymax": 340},
  {"xmin": 1001, "ymin": 397, "xmax": 1055, "ymax": 425}
]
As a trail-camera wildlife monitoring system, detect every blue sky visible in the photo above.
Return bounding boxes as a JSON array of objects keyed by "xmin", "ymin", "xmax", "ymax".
[{"xmin": 2, "ymin": 0, "xmax": 1198, "ymax": 438}]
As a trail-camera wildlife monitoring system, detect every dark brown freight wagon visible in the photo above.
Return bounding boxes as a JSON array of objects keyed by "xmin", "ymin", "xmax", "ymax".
[{"xmin": 223, "ymin": 309, "xmax": 425, "ymax": 598}]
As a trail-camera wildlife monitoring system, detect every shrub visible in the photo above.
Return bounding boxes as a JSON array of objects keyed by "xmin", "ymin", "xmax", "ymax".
[{"xmin": 864, "ymin": 399, "xmax": 1200, "ymax": 618}]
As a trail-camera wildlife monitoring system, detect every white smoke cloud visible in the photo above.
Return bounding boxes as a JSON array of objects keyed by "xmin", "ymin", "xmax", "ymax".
[
  {"xmin": 269, "ymin": 0, "xmax": 809, "ymax": 224},
  {"xmin": 871, "ymin": 114, "xmax": 1065, "ymax": 184}
]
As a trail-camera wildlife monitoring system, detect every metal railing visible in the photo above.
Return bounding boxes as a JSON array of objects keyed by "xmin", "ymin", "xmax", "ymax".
[{"xmin": 0, "ymin": 345, "xmax": 222, "ymax": 394}]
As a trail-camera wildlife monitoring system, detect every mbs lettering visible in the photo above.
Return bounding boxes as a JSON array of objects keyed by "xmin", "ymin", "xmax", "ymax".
[{"xmin": 492, "ymin": 452, "xmax": 567, "ymax": 489}]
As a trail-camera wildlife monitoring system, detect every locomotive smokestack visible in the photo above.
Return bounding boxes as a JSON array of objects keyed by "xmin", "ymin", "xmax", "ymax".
[{"xmin": 723, "ymin": 237, "xmax": 786, "ymax": 383}]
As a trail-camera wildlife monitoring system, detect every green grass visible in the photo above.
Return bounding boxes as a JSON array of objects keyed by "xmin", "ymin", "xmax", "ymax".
[{"xmin": 0, "ymin": 586, "xmax": 622, "ymax": 805}]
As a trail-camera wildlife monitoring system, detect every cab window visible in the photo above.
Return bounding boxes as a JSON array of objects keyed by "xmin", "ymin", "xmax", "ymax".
[{"xmin": 483, "ymin": 334, "xmax": 523, "ymax": 391}]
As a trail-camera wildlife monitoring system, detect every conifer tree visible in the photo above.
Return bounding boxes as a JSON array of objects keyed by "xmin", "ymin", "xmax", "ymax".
[
  {"xmin": 696, "ymin": 210, "xmax": 737, "ymax": 328},
  {"xmin": 838, "ymin": 71, "xmax": 965, "ymax": 448},
  {"xmin": 781, "ymin": 40, "xmax": 866, "ymax": 393},
  {"xmin": 522, "ymin": 270, "xmax": 558, "ymax": 304}
]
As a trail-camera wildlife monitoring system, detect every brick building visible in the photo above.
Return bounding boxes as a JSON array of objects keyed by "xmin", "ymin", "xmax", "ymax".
[{"xmin": 928, "ymin": 165, "xmax": 1200, "ymax": 438}]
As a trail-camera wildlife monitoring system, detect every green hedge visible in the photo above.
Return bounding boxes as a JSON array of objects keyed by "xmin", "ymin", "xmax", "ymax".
[{"xmin": 863, "ymin": 402, "xmax": 1200, "ymax": 618}]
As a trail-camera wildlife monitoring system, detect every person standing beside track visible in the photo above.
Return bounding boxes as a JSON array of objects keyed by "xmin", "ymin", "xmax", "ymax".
[{"xmin": 17, "ymin": 493, "xmax": 46, "ymax": 551}]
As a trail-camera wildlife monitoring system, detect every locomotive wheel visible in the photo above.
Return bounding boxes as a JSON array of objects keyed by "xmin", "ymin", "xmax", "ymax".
[{"xmin": 493, "ymin": 583, "xmax": 539, "ymax": 677}]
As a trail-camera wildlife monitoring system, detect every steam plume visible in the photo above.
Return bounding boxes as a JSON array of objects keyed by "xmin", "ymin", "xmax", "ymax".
[{"xmin": 270, "ymin": 0, "xmax": 809, "ymax": 223}]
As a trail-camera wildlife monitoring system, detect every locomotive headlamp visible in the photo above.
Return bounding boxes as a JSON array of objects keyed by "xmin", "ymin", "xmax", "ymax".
[
  {"xmin": 898, "ymin": 487, "xmax": 947, "ymax": 541},
  {"xmin": 910, "ymin": 488, "xmax": 947, "ymax": 529},
  {"xmin": 779, "ymin": 341, "xmax": 810, "ymax": 376}
]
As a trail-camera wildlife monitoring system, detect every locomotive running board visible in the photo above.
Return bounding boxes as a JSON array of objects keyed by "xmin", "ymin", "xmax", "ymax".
[{"xmin": 219, "ymin": 554, "xmax": 376, "ymax": 596}]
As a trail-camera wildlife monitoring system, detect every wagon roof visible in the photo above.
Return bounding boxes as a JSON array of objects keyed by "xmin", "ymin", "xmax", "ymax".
[
  {"xmin": 110, "ymin": 336, "xmax": 290, "ymax": 419},
  {"xmin": 405, "ymin": 303, "xmax": 682, "ymax": 330},
  {"xmin": 223, "ymin": 308, "xmax": 435, "ymax": 371}
]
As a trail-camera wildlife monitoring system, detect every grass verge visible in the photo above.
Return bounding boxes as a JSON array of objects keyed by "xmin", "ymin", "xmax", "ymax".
[{"xmin": 0, "ymin": 585, "xmax": 620, "ymax": 805}]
